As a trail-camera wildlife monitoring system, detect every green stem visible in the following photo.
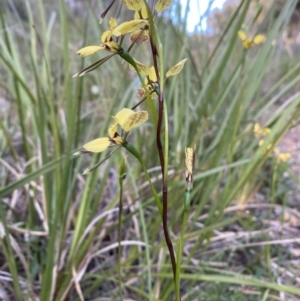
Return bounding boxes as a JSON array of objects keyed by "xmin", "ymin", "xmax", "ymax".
[
  {"xmin": 176, "ymin": 190, "xmax": 191, "ymax": 300},
  {"xmin": 118, "ymin": 160, "xmax": 126, "ymax": 301},
  {"xmin": 163, "ymin": 102, "xmax": 168, "ymax": 184},
  {"xmin": 158, "ymin": 42, "xmax": 177, "ymax": 286},
  {"xmin": 124, "ymin": 142, "xmax": 162, "ymax": 216},
  {"xmin": 162, "ymin": 101, "xmax": 177, "ymax": 282}
]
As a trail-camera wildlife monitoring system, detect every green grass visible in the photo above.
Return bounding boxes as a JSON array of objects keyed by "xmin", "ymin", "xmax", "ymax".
[{"xmin": 1, "ymin": 0, "xmax": 300, "ymax": 300}]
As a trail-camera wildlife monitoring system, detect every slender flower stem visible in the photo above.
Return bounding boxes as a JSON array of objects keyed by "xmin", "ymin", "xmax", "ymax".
[
  {"xmin": 175, "ymin": 191, "xmax": 190, "ymax": 301},
  {"xmin": 156, "ymin": 94, "xmax": 165, "ymax": 174},
  {"xmin": 157, "ymin": 40, "xmax": 177, "ymax": 284},
  {"xmin": 117, "ymin": 161, "xmax": 126, "ymax": 301},
  {"xmin": 161, "ymin": 100, "xmax": 177, "ymax": 282}
]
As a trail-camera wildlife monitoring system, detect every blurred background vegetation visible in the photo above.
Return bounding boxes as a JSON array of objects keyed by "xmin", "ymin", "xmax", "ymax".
[{"xmin": 1, "ymin": 0, "xmax": 300, "ymax": 300}]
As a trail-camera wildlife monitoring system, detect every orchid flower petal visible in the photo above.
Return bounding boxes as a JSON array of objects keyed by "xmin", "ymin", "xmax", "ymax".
[
  {"xmin": 77, "ymin": 46, "xmax": 105, "ymax": 57},
  {"xmin": 83, "ymin": 137, "xmax": 110, "ymax": 153}
]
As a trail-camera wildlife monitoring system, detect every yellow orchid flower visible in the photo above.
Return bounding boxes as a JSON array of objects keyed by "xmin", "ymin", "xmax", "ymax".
[
  {"xmin": 274, "ymin": 149, "xmax": 291, "ymax": 163},
  {"xmin": 128, "ymin": 60, "xmax": 157, "ymax": 81},
  {"xmin": 81, "ymin": 108, "xmax": 148, "ymax": 153},
  {"xmin": 129, "ymin": 58, "xmax": 188, "ymax": 99},
  {"xmin": 132, "ymin": 58, "xmax": 188, "ymax": 82},
  {"xmin": 257, "ymin": 139, "xmax": 291, "ymax": 162},
  {"xmin": 77, "ymin": 17, "xmax": 120, "ymax": 57},
  {"xmin": 128, "ymin": 59, "xmax": 152, "ymax": 76},
  {"xmin": 277, "ymin": 152, "xmax": 291, "ymax": 163},
  {"xmin": 238, "ymin": 30, "xmax": 265, "ymax": 49},
  {"xmin": 129, "ymin": 59, "xmax": 151, "ymax": 76},
  {"xmin": 128, "ymin": 60, "xmax": 158, "ymax": 99},
  {"xmin": 136, "ymin": 77, "xmax": 158, "ymax": 99},
  {"xmin": 129, "ymin": 4, "xmax": 149, "ymax": 44},
  {"xmin": 253, "ymin": 123, "xmax": 271, "ymax": 138}
]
